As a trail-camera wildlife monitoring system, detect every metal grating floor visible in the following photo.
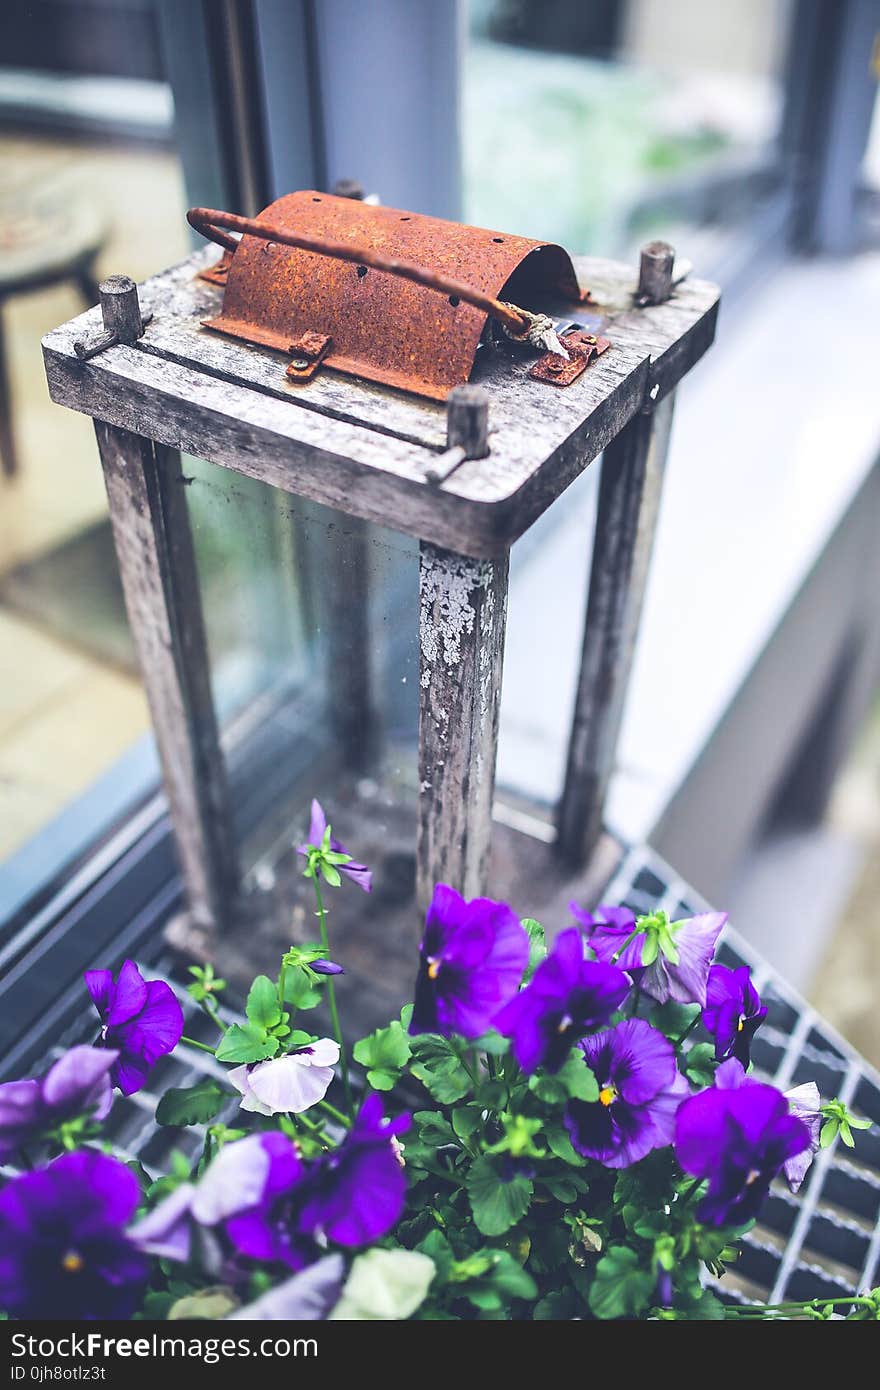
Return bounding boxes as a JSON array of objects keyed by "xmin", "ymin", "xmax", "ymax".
[
  {"xmin": 603, "ymin": 843, "xmax": 880, "ymax": 1306},
  {"xmin": 3, "ymin": 841, "xmax": 878, "ymax": 1309}
]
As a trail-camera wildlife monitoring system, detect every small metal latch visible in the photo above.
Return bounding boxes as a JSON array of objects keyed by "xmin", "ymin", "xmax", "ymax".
[
  {"xmin": 285, "ymin": 330, "xmax": 333, "ymax": 383},
  {"xmin": 529, "ymin": 328, "xmax": 610, "ymax": 387}
]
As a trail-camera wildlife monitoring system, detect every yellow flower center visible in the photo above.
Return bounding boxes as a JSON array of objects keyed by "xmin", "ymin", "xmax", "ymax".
[
  {"xmin": 427, "ymin": 958, "xmax": 441, "ymax": 980},
  {"xmin": 737, "ymin": 1017, "xmax": 744, "ymax": 1032},
  {"xmin": 61, "ymin": 1251, "xmax": 84, "ymax": 1273},
  {"xmin": 599, "ymin": 1085, "xmax": 618, "ymax": 1107}
]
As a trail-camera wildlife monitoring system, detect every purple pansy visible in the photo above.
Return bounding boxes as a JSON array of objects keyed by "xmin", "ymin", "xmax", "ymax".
[
  {"xmin": 0, "ymin": 1046, "xmax": 117, "ymax": 1161},
  {"xmin": 410, "ymin": 884, "xmax": 529, "ymax": 1039},
  {"xmin": 297, "ymin": 799, "xmax": 372, "ymax": 892},
  {"xmin": 702, "ymin": 964, "xmax": 767, "ymax": 1067},
  {"xmin": 714, "ymin": 1057, "xmax": 821, "ymax": 1194},
  {"xmin": 493, "ymin": 928, "xmax": 630, "ymax": 1073},
  {"xmin": 228, "ymin": 1039, "xmax": 339, "ymax": 1115},
  {"xmin": 300, "ymin": 1094, "xmax": 410, "ymax": 1247},
  {"xmin": 84, "ymin": 960, "xmax": 184, "ymax": 1096},
  {"xmin": 564, "ymin": 1018, "xmax": 690, "ymax": 1168},
  {"xmin": 573, "ymin": 903, "xmax": 726, "ymax": 1008},
  {"xmin": 0, "ymin": 1150, "xmax": 149, "ymax": 1319},
  {"xmin": 130, "ymin": 1132, "xmax": 302, "ymax": 1265},
  {"xmin": 675, "ymin": 1072, "xmax": 811, "ymax": 1227}
]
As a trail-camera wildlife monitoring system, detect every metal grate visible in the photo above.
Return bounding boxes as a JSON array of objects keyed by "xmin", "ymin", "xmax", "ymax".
[
  {"xmin": 3, "ymin": 840, "xmax": 878, "ymax": 1307},
  {"xmin": 603, "ymin": 842, "xmax": 880, "ymax": 1306}
]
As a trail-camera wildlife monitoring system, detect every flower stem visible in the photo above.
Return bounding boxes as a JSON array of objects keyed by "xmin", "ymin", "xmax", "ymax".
[
  {"xmin": 675, "ymin": 1016, "xmax": 702, "ymax": 1047},
  {"xmin": 678, "ymin": 1175, "xmax": 704, "ymax": 1205},
  {"xmin": 181, "ymin": 1034, "xmax": 217, "ymax": 1055},
  {"xmin": 318, "ymin": 1099, "xmax": 351, "ymax": 1128},
  {"xmin": 311, "ymin": 877, "xmax": 354, "ymax": 1120}
]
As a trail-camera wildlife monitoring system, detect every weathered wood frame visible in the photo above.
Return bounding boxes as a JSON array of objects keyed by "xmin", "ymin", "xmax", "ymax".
[{"xmin": 42, "ymin": 247, "xmax": 718, "ymax": 930}]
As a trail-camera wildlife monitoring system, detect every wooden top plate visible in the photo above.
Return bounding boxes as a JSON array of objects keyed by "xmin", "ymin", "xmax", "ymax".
[{"xmin": 42, "ymin": 247, "xmax": 719, "ymax": 557}]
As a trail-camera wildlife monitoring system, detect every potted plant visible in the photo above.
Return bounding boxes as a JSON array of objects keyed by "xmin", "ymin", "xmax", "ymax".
[{"xmin": 0, "ymin": 801, "xmax": 875, "ymax": 1323}]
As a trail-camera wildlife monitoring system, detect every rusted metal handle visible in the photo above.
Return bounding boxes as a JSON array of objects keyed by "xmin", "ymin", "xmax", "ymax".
[{"xmin": 187, "ymin": 206, "xmax": 531, "ymax": 336}]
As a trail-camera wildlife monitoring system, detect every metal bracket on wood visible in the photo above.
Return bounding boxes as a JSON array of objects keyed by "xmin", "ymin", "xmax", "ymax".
[{"xmin": 73, "ymin": 276, "xmax": 152, "ymax": 360}]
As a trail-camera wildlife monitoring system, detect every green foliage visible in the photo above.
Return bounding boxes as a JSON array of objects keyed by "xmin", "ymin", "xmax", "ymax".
[
  {"xmin": 246, "ymin": 975, "xmax": 282, "ymax": 1031},
  {"xmin": 409, "ymin": 1035, "xmax": 472, "ymax": 1104},
  {"xmin": 353, "ymin": 1019, "xmax": 412, "ymax": 1091},
  {"xmin": 819, "ymin": 1098, "xmax": 871, "ymax": 1149},
  {"xmin": 588, "ymin": 1247, "xmax": 654, "ymax": 1319},
  {"xmin": 682, "ymin": 1041, "xmax": 717, "ymax": 1089},
  {"xmin": 521, "ymin": 918, "xmax": 547, "ymax": 982},
  {"xmin": 466, "ymin": 1156, "xmax": 533, "ymax": 1236},
  {"xmin": 155, "ymin": 1079, "xmax": 229, "ymax": 1128},
  {"xmin": 215, "ymin": 1023, "xmax": 279, "ymax": 1064}
]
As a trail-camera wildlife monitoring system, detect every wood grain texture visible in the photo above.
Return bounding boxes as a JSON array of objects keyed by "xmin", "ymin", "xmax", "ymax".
[
  {"xmin": 43, "ymin": 248, "xmax": 718, "ymax": 556},
  {"xmin": 94, "ymin": 422, "xmax": 239, "ymax": 928},
  {"xmin": 417, "ymin": 544, "xmax": 510, "ymax": 915},
  {"xmin": 557, "ymin": 393, "xmax": 676, "ymax": 865}
]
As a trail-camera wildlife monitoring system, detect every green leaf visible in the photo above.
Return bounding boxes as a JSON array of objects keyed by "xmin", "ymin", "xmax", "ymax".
[
  {"xmin": 534, "ymin": 1289, "xmax": 576, "ymax": 1320},
  {"xmin": 820, "ymin": 1117, "xmax": 839, "ymax": 1149},
  {"xmin": 650, "ymin": 1000, "xmax": 700, "ymax": 1037},
  {"xmin": 245, "ymin": 974, "xmax": 281, "ymax": 1030},
  {"xmin": 683, "ymin": 1042, "xmax": 717, "ymax": 1089},
  {"xmin": 414, "ymin": 1110, "xmax": 457, "ymax": 1147},
  {"xmin": 641, "ymin": 933, "xmax": 660, "ymax": 966},
  {"xmin": 466, "ymin": 1156, "xmax": 532, "ymax": 1236},
  {"xmin": 320, "ymin": 862, "xmax": 342, "ymax": 888},
  {"xmin": 353, "ymin": 1020, "xmax": 412, "ymax": 1079},
  {"xmin": 451, "ymin": 1106, "xmax": 483, "ymax": 1144},
  {"xmin": 680, "ymin": 1289, "xmax": 726, "ymax": 1320},
  {"xmin": 471, "ymin": 1031, "xmax": 510, "ymax": 1056},
  {"xmin": 542, "ymin": 1176, "xmax": 578, "ymax": 1204},
  {"xmin": 545, "ymin": 1123, "xmax": 585, "ymax": 1166},
  {"xmin": 156, "ymin": 1079, "xmax": 229, "ymax": 1128},
  {"xmin": 484, "ymin": 1250, "xmax": 537, "ymax": 1300},
  {"xmin": 522, "ymin": 918, "xmax": 547, "ymax": 982},
  {"xmin": 410, "ymin": 1036, "xmax": 472, "ymax": 1104},
  {"xmin": 556, "ymin": 1054, "xmax": 598, "ymax": 1102},
  {"xmin": 283, "ymin": 969, "xmax": 322, "ymax": 1011},
  {"xmin": 215, "ymin": 1023, "xmax": 279, "ymax": 1064},
  {"xmin": 839, "ymin": 1121, "xmax": 855, "ymax": 1148},
  {"xmin": 588, "ymin": 1247, "xmax": 654, "ymax": 1320}
]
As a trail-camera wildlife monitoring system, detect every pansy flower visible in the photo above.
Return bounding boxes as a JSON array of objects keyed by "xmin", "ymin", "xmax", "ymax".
[
  {"xmin": 300, "ymin": 1094, "xmax": 410, "ymax": 1247},
  {"xmin": 564, "ymin": 1018, "xmax": 690, "ymax": 1168},
  {"xmin": 84, "ymin": 960, "xmax": 184, "ymax": 1096},
  {"xmin": 410, "ymin": 884, "xmax": 529, "ymax": 1038},
  {"xmin": 0, "ymin": 1046, "xmax": 117, "ymax": 1161},
  {"xmin": 297, "ymin": 799, "xmax": 372, "ymax": 892},
  {"xmin": 228, "ymin": 1039, "xmax": 340, "ymax": 1115},
  {"xmin": 674, "ymin": 1072, "xmax": 810, "ymax": 1227},
  {"xmin": 702, "ymin": 964, "xmax": 767, "ymax": 1067},
  {"xmin": 573, "ymin": 903, "xmax": 726, "ymax": 1008},
  {"xmin": 0, "ymin": 1150, "xmax": 148, "ymax": 1319},
  {"xmin": 494, "ymin": 928, "xmax": 629, "ymax": 1073},
  {"xmin": 713, "ymin": 1057, "xmax": 821, "ymax": 1194},
  {"xmin": 129, "ymin": 1132, "xmax": 305, "ymax": 1266}
]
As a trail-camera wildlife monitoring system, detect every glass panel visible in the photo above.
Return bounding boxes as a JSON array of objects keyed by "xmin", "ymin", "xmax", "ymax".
[
  {"xmin": 0, "ymin": 5, "xmax": 188, "ymax": 899},
  {"xmin": 175, "ymin": 459, "xmax": 421, "ymax": 1038},
  {"xmin": 465, "ymin": 0, "xmax": 792, "ymax": 262}
]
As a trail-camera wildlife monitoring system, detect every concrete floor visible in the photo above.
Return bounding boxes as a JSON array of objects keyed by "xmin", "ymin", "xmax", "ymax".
[{"xmin": 810, "ymin": 700, "xmax": 880, "ymax": 1069}]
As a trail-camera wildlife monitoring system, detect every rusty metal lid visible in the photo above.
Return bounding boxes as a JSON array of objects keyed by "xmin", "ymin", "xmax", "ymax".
[{"xmin": 190, "ymin": 191, "xmax": 581, "ymax": 401}]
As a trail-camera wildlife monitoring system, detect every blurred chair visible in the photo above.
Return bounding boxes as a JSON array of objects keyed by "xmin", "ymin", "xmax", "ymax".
[{"xmin": 0, "ymin": 168, "xmax": 106, "ymax": 477}]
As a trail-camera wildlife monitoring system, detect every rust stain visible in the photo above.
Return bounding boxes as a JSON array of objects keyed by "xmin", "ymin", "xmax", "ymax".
[{"xmin": 188, "ymin": 192, "xmax": 583, "ymax": 400}]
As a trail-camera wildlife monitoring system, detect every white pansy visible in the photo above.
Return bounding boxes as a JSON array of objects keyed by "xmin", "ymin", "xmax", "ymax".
[
  {"xmin": 228, "ymin": 1039, "xmax": 340, "ymax": 1116},
  {"xmin": 329, "ymin": 1249, "xmax": 435, "ymax": 1321}
]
